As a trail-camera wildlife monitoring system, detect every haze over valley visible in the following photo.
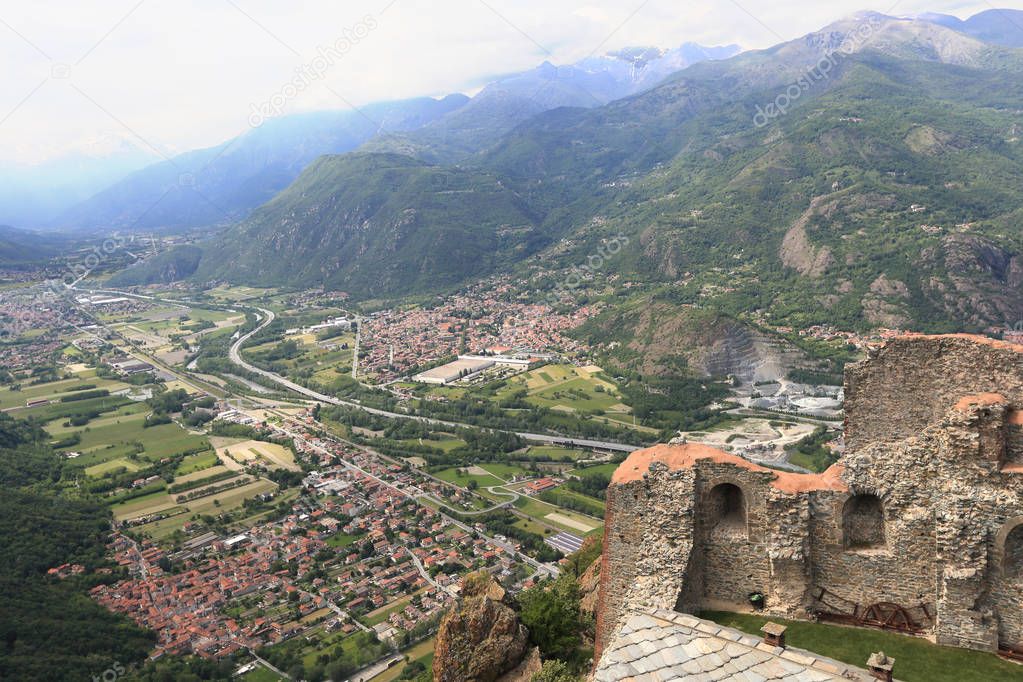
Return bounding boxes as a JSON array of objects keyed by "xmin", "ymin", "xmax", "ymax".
[{"xmin": 2, "ymin": 4, "xmax": 1023, "ymax": 682}]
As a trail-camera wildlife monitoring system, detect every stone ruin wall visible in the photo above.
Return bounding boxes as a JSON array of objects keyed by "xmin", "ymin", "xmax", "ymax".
[
  {"xmin": 596, "ymin": 335, "xmax": 1023, "ymax": 660},
  {"xmin": 843, "ymin": 335, "xmax": 1023, "ymax": 450}
]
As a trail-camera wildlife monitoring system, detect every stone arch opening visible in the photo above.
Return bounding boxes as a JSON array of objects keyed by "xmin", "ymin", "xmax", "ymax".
[
  {"xmin": 843, "ymin": 494, "xmax": 886, "ymax": 550},
  {"xmin": 1004, "ymin": 525, "xmax": 1023, "ymax": 579},
  {"xmin": 995, "ymin": 518, "xmax": 1023, "ymax": 650},
  {"xmin": 707, "ymin": 483, "xmax": 746, "ymax": 537}
]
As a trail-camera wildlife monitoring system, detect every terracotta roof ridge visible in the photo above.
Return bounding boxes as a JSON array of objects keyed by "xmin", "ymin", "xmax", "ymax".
[
  {"xmin": 610, "ymin": 442, "xmax": 848, "ymax": 493},
  {"xmin": 954, "ymin": 392, "xmax": 1007, "ymax": 412}
]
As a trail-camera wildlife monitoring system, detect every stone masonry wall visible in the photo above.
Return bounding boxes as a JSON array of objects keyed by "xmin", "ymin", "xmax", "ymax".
[
  {"xmin": 596, "ymin": 335, "xmax": 1023, "ymax": 660},
  {"xmin": 844, "ymin": 335, "xmax": 1023, "ymax": 451}
]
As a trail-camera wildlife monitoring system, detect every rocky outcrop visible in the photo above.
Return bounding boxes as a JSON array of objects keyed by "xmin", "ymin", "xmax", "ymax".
[
  {"xmin": 779, "ymin": 195, "xmax": 837, "ymax": 278},
  {"xmin": 919, "ymin": 234, "xmax": 1023, "ymax": 330},
  {"xmin": 433, "ymin": 573, "xmax": 529, "ymax": 682},
  {"xmin": 495, "ymin": 647, "xmax": 542, "ymax": 682}
]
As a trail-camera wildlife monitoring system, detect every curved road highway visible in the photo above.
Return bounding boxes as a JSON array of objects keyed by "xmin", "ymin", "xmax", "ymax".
[{"xmin": 229, "ymin": 306, "xmax": 640, "ymax": 454}]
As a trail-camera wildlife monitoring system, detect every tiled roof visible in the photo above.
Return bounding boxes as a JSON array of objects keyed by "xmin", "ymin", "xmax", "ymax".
[{"xmin": 595, "ymin": 609, "xmax": 880, "ymax": 682}]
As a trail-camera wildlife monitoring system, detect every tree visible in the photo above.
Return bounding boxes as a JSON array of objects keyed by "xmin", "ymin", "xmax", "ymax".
[
  {"xmin": 532, "ymin": 659, "xmax": 578, "ymax": 682},
  {"xmin": 518, "ymin": 575, "xmax": 582, "ymax": 660}
]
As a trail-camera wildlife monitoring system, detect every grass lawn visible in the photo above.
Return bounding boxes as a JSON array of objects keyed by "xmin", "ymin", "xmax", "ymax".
[
  {"xmin": 512, "ymin": 494, "xmax": 602, "ymax": 533},
  {"xmin": 110, "ymin": 488, "xmax": 173, "ymax": 519},
  {"xmin": 69, "ymin": 415, "xmax": 212, "ymax": 469},
  {"xmin": 433, "ymin": 467, "xmax": 505, "ymax": 489},
  {"xmin": 527, "ymin": 377, "xmax": 621, "ymax": 412},
  {"xmin": 176, "ymin": 453, "xmax": 222, "ymax": 476},
  {"xmin": 493, "ymin": 364, "xmax": 626, "ymax": 414},
  {"xmin": 513, "ymin": 516, "xmax": 552, "ymax": 536},
  {"xmin": 524, "ymin": 445, "xmax": 592, "ymax": 461},
  {"xmin": 45, "ymin": 403, "xmax": 148, "ymax": 437},
  {"xmin": 20, "ymin": 394, "xmax": 131, "ymax": 423},
  {"xmin": 701, "ymin": 611, "xmax": 1023, "ymax": 682},
  {"xmin": 0, "ymin": 376, "xmax": 129, "ymax": 410},
  {"xmin": 113, "ymin": 477, "xmax": 276, "ymax": 528},
  {"xmin": 326, "ymin": 533, "xmax": 364, "ymax": 548},
  {"xmin": 568, "ymin": 462, "xmax": 621, "ymax": 479},
  {"xmin": 84, "ymin": 457, "xmax": 142, "ymax": 477},
  {"xmin": 135, "ymin": 423, "xmax": 212, "ymax": 461},
  {"xmin": 241, "ymin": 663, "xmax": 286, "ymax": 682},
  {"xmin": 395, "ymin": 437, "xmax": 466, "ymax": 453},
  {"xmin": 543, "ymin": 487, "xmax": 606, "ymax": 516},
  {"xmin": 478, "ymin": 462, "xmax": 528, "ymax": 480},
  {"xmin": 174, "ymin": 464, "xmax": 231, "ymax": 484}
]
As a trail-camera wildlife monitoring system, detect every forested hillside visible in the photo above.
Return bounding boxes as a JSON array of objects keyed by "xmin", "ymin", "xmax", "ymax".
[{"xmin": 0, "ymin": 414, "xmax": 153, "ymax": 681}]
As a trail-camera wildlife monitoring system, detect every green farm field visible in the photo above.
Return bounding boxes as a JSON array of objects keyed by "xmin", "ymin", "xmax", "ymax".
[{"xmin": 0, "ymin": 375, "xmax": 130, "ymax": 410}]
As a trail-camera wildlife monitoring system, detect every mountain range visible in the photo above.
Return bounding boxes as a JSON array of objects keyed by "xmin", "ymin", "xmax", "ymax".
[
  {"xmin": 51, "ymin": 96, "xmax": 469, "ymax": 234},
  {"xmin": 0, "ymin": 132, "xmax": 159, "ymax": 229},
  {"xmin": 108, "ymin": 10, "xmax": 1023, "ymax": 351},
  {"xmin": 40, "ymin": 41, "xmax": 738, "ymax": 235},
  {"xmin": 917, "ymin": 8, "xmax": 1023, "ymax": 47}
]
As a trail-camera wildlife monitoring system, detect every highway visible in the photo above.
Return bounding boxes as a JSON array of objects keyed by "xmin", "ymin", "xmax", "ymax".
[
  {"xmin": 71, "ymin": 284, "xmax": 640, "ymax": 454},
  {"xmin": 228, "ymin": 305, "xmax": 640, "ymax": 454}
]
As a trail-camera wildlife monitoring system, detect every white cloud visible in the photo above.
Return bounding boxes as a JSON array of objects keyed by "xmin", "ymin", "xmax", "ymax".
[{"xmin": 0, "ymin": 0, "xmax": 1015, "ymax": 163}]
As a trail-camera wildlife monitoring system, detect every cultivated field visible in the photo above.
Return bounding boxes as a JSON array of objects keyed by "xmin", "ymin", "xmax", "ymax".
[{"xmin": 216, "ymin": 439, "xmax": 300, "ymax": 472}]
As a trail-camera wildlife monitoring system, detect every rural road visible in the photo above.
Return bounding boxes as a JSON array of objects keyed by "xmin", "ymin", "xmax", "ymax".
[{"xmin": 265, "ymin": 414, "xmax": 559, "ymax": 579}]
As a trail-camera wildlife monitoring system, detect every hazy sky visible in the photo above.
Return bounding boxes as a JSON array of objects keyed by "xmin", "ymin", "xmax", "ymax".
[{"xmin": 0, "ymin": 0, "xmax": 1015, "ymax": 164}]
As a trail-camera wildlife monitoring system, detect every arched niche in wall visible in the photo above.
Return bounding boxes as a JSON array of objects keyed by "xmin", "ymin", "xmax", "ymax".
[
  {"xmin": 842, "ymin": 493, "xmax": 886, "ymax": 550},
  {"xmin": 705, "ymin": 482, "xmax": 748, "ymax": 539},
  {"xmin": 996, "ymin": 517, "xmax": 1023, "ymax": 579}
]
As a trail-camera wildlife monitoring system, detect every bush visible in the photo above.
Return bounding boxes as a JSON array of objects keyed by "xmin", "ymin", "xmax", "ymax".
[{"xmin": 518, "ymin": 575, "xmax": 582, "ymax": 660}]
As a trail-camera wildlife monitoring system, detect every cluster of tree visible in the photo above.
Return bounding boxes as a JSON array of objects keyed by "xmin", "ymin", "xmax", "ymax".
[
  {"xmin": 617, "ymin": 370, "xmax": 730, "ymax": 435},
  {"xmin": 147, "ymin": 388, "xmax": 191, "ymax": 414},
  {"xmin": 0, "ymin": 413, "xmax": 154, "ymax": 681},
  {"xmin": 266, "ymin": 468, "xmax": 305, "ymax": 489},
  {"xmin": 538, "ymin": 489, "xmax": 604, "ymax": 517},
  {"xmin": 785, "ymin": 426, "xmax": 840, "ymax": 473},
  {"xmin": 59, "ymin": 388, "xmax": 110, "ymax": 402},
  {"xmin": 473, "ymin": 511, "xmax": 562, "ymax": 563},
  {"xmin": 174, "ymin": 477, "xmax": 247, "ymax": 503},
  {"xmin": 787, "ymin": 368, "xmax": 846, "ymax": 387},
  {"xmin": 518, "ymin": 561, "xmax": 590, "ymax": 666},
  {"xmin": 122, "ymin": 656, "xmax": 237, "ymax": 682},
  {"xmin": 258, "ymin": 629, "xmax": 389, "ymax": 682},
  {"xmin": 562, "ymin": 472, "xmax": 611, "ymax": 499}
]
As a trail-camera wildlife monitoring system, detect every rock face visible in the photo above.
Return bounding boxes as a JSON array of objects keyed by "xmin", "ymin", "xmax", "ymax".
[
  {"xmin": 595, "ymin": 334, "xmax": 1023, "ymax": 660},
  {"xmin": 433, "ymin": 573, "xmax": 529, "ymax": 682}
]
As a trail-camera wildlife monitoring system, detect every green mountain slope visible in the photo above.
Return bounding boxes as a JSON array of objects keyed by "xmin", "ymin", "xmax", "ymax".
[
  {"xmin": 188, "ymin": 153, "xmax": 543, "ymax": 296},
  {"xmin": 118, "ymin": 13, "xmax": 1023, "ymax": 339},
  {"xmin": 530, "ymin": 53, "xmax": 1023, "ymax": 332},
  {"xmin": 0, "ymin": 226, "xmax": 61, "ymax": 266}
]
